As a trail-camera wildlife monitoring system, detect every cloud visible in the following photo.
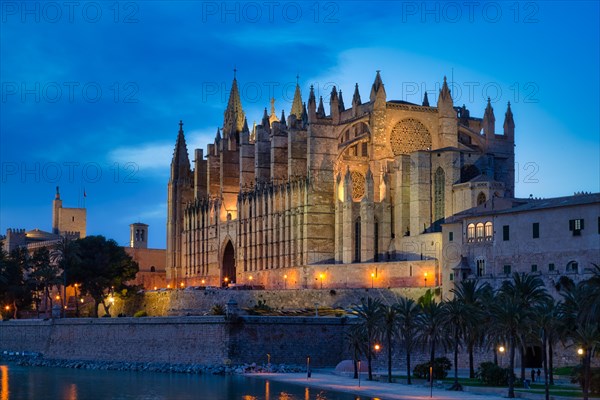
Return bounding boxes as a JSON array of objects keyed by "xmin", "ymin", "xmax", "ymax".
[{"xmin": 108, "ymin": 129, "xmax": 215, "ymax": 173}]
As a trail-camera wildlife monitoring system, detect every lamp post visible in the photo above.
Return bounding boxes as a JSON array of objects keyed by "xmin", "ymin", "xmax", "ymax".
[
  {"xmin": 371, "ymin": 272, "xmax": 375, "ymax": 289},
  {"xmin": 424, "ymin": 272, "xmax": 428, "ymax": 287},
  {"xmin": 499, "ymin": 346, "xmax": 505, "ymax": 367},
  {"xmin": 319, "ymin": 273, "xmax": 324, "ymax": 289},
  {"xmin": 283, "ymin": 274, "xmax": 287, "ymax": 289},
  {"xmin": 306, "ymin": 356, "xmax": 311, "ymax": 379},
  {"xmin": 224, "ymin": 277, "xmax": 229, "ymax": 288},
  {"xmin": 357, "ymin": 360, "xmax": 361, "ymax": 387}
]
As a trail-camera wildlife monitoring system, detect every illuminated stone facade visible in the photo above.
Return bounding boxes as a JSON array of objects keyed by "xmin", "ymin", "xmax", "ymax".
[{"xmin": 167, "ymin": 72, "xmax": 515, "ymax": 289}]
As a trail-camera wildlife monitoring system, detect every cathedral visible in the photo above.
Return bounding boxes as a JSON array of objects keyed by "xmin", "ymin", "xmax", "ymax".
[{"xmin": 166, "ymin": 71, "xmax": 515, "ymax": 291}]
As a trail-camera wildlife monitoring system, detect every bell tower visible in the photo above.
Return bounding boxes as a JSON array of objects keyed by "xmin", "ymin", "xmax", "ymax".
[{"xmin": 130, "ymin": 222, "xmax": 148, "ymax": 249}]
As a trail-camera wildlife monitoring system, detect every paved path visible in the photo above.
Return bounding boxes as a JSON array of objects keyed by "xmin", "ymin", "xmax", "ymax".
[{"xmin": 247, "ymin": 372, "xmax": 510, "ymax": 399}]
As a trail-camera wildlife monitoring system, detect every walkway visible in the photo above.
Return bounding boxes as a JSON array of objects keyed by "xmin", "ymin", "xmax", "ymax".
[{"xmin": 248, "ymin": 371, "xmax": 510, "ymax": 400}]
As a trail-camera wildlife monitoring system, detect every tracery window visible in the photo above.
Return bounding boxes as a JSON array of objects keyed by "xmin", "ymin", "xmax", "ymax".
[
  {"xmin": 350, "ymin": 171, "xmax": 365, "ymax": 200},
  {"xmin": 389, "ymin": 118, "xmax": 432, "ymax": 156}
]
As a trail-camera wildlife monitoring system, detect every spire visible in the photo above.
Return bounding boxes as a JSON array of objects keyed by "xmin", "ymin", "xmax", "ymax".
[
  {"xmin": 262, "ymin": 107, "xmax": 270, "ymax": 127},
  {"xmin": 317, "ymin": 96, "xmax": 326, "ymax": 117},
  {"xmin": 280, "ymin": 109, "xmax": 286, "ymax": 127},
  {"xmin": 172, "ymin": 120, "xmax": 191, "ymax": 174},
  {"xmin": 369, "ymin": 70, "xmax": 386, "ymax": 102},
  {"xmin": 215, "ymin": 127, "xmax": 221, "ymax": 143},
  {"xmin": 242, "ymin": 117, "xmax": 249, "ymax": 133},
  {"xmin": 301, "ymin": 102, "xmax": 308, "ymax": 125},
  {"xmin": 329, "ymin": 86, "xmax": 339, "ymax": 122},
  {"xmin": 338, "ymin": 90, "xmax": 345, "ymax": 111},
  {"xmin": 352, "ymin": 83, "xmax": 361, "ymax": 107},
  {"xmin": 439, "ymin": 76, "xmax": 452, "ymax": 102},
  {"xmin": 422, "ymin": 92, "xmax": 430, "ymax": 107},
  {"xmin": 308, "ymin": 86, "xmax": 317, "ymax": 122},
  {"xmin": 482, "ymin": 97, "xmax": 496, "ymax": 136},
  {"xmin": 55, "ymin": 186, "xmax": 60, "ymax": 200},
  {"xmin": 290, "ymin": 80, "xmax": 303, "ymax": 119},
  {"xmin": 222, "ymin": 71, "xmax": 245, "ymax": 137},
  {"xmin": 269, "ymin": 98, "xmax": 279, "ymax": 125},
  {"xmin": 503, "ymin": 101, "xmax": 515, "ymax": 137}
]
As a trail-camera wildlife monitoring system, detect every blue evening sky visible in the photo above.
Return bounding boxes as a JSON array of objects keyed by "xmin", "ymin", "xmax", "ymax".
[{"xmin": 1, "ymin": 1, "xmax": 598, "ymax": 248}]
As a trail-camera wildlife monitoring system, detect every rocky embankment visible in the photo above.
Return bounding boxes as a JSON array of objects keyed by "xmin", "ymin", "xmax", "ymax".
[{"xmin": 0, "ymin": 351, "xmax": 303, "ymax": 375}]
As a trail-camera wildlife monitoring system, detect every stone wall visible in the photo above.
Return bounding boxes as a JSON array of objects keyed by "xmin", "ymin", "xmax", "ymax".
[
  {"xmin": 109, "ymin": 287, "xmax": 431, "ymax": 317},
  {"xmin": 0, "ymin": 316, "xmax": 585, "ymax": 370},
  {"xmin": 0, "ymin": 316, "xmax": 349, "ymax": 367}
]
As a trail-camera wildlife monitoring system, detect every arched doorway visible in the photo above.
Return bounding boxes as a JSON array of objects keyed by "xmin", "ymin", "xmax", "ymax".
[{"xmin": 222, "ymin": 241, "xmax": 235, "ymax": 287}]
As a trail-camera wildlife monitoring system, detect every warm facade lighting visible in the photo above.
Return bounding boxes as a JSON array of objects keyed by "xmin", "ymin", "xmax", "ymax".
[{"xmin": 578, "ymin": 348, "xmax": 584, "ymax": 356}]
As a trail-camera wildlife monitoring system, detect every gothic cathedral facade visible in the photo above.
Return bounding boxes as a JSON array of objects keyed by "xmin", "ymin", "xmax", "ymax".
[{"xmin": 166, "ymin": 72, "xmax": 515, "ymax": 290}]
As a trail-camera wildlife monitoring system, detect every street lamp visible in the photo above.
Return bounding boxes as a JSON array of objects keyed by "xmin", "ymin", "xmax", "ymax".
[
  {"xmin": 224, "ymin": 277, "xmax": 229, "ymax": 287},
  {"xmin": 371, "ymin": 272, "xmax": 375, "ymax": 288},
  {"xmin": 283, "ymin": 274, "xmax": 287, "ymax": 289},
  {"xmin": 498, "ymin": 346, "xmax": 505, "ymax": 366},
  {"xmin": 424, "ymin": 272, "xmax": 428, "ymax": 287},
  {"xmin": 180, "ymin": 282, "xmax": 184, "ymax": 289},
  {"xmin": 319, "ymin": 273, "xmax": 324, "ymax": 289}
]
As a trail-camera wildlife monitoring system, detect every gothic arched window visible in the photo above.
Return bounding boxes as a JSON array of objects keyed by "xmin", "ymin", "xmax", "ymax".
[
  {"xmin": 354, "ymin": 217, "xmax": 361, "ymax": 263},
  {"xmin": 434, "ymin": 167, "xmax": 445, "ymax": 231}
]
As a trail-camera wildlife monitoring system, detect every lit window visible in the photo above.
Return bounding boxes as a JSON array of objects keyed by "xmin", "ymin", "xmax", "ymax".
[
  {"xmin": 476, "ymin": 223, "xmax": 484, "ymax": 240},
  {"xmin": 467, "ymin": 224, "xmax": 475, "ymax": 242},
  {"xmin": 485, "ymin": 222, "xmax": 493, "ymax": 240}
]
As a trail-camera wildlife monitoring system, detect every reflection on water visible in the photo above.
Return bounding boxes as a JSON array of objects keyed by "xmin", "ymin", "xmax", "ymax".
[
  {"xmin": 0, "ymin": 363, "xmax": 378, "ymax": 400},
  {"xmin": 1, "ymin": 366, "xmax": 8, "ymax": 400}
]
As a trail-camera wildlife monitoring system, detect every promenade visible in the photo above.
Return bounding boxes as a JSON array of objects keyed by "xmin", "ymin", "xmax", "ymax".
[{"xmin": 249, "ymin": 371, "xmax": 511, "ymax": 400}]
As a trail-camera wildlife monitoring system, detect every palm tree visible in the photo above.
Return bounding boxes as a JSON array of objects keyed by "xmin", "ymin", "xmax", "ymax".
[
  {"xmin": 350, "ymin": 297, "xmax": 383, "ymax": 380},
  {"xmin": 490, "ymin": 290, "xmax": 526, "ymax": 398},
  {"xmin": 559, "ymin": 277, "xmax": 600, "ymax": 400},
  {"xmin": 417, "ymin": 290, "xmax": 448, "ymax": 383},
  {"xmin": 507, "ymin": 273, "xmax": 551, "ymax": 380},
  {"xmin": 380, "ymin": 304, "xmax": 399, "ymax": 382},
  {"xmin": 345, "ymin": 324, "xmax": 367, "ymax": 379},
  {"xmin": 443, "ymin": 298, "xmax": 470, "ymax": 390},
  {"xmin": 451, "ymin": 279, "xmax": 491, "ymax": 378},
  {"xmin": 396, "ymin": 296, "xmax": 420, "ymax": 384},
  {"xmin": 534, "ymin": 298, "xmax": 559, "ymax": 400}
]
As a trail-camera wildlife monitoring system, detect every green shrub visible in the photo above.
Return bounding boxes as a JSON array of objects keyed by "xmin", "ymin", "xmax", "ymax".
[
  {"xmin": 571, "ymin": 365, "xmax": 600, "ymax": 394},
  {"xmin": 133, "ymin": 310, "xmax": 147, "ymax": 318},
  {"xmin": 476, "ymin": 362, "xmax": 513, "ymax": 386},
  {"xmin": 413, "ymin": 357, "xmax": 451, "ymax": 379}
]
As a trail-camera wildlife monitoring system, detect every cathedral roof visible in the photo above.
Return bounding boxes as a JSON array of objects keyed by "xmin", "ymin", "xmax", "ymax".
[{"xmin": 25, "ymin": 228, "xmax": 57, "ymax": 240}]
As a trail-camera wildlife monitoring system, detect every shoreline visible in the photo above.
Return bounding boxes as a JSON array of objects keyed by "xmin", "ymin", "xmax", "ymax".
[
  {"xmin": 0, "ymin": 353, "xmax": 301, "ymax": 375},
  {"xmin": 247, "ymin": 371, "xmax": 510, "ymax": 400}
]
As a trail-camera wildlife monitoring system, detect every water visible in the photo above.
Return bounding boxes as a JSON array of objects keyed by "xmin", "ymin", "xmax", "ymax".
[{"xmin": 0, "ymin": 364, "xmax": 376, "ymax": 400}]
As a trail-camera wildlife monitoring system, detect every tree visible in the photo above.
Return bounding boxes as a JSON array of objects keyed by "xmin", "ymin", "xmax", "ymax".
[
  {"xmin": 534, "ymin": 298, "xmax": 559, "ymax": 400},
  {"xmin": 0, "ymin": 246, "xmax": 33, "ymax": 319},
  {"xmin": 417, "ymin": 290, "xmax": 448, "ymax": 384},
  {"xmin": 30, "ymin": 247, "xmax": 62, "ymax": 318},
  {"xmin": 507, "ymin": 272, "xmax": 551, "ymax": 381},
  {"xmin": 380, "ymin": 304, "xmax": 399, "ymax": 382},
  {"xmin": 345, "ymin": 324, "xmax": 367, "ymax": 379},
  {"xmin": 490, "ymin": 291, "xmax": 523, "ymax": 398},
  {"xmin": 396, "ymin": 296, "xmax": 420, "ymax": 384},
  {"xmin": 70, "ymin": 236, "xmax": 138, "ymax": 317},
  {"xmin": 559, "ymin": 275, "xmax": 600, "ymax": 400},
  {"xmin": 350, "ymin": 297, "xmax": 383, "ymax": 380},
  {"xmin": 443, "ymin": 297, "xmax": 470, "ymax": 390},
  {"xmin": 451, "ymin": 279, "xmax": 491, "ymax": 378}
]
